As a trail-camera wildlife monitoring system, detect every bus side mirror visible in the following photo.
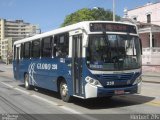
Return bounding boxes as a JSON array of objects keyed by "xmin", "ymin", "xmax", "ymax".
[{"xmin": 139, "ymin": 38, "xmax": 142, "ymax": 55}]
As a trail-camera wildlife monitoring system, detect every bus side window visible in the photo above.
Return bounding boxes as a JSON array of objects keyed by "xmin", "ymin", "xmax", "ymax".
[
  {"xmin": 20, "ymin": 44, "xmax": 23, "ymax": 59},
  {"xmin": 53, "ymin": 36, "xmax": 57, "ymax": 57},
  {"xmin": 54, "ymin": 33, "xmax": 69, "ymax": 58},
  {"xmin": 42, "ymin": 37, "xmax": 52, "ymax": 58},
  {"xmin": 24, "ymin": 42, "xmax": 31, "ymax": 59},
  {"xmin": 32, "ymin": 39, "xmax": 40, "ymax": 58},
  {"xmin": 14, "ymin": 45, "xmax": 16, "ymax": 60}
]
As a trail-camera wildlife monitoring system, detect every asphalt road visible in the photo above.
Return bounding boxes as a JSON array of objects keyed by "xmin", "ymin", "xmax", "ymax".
[{"xmin": 0, "ymin": 64, "xmax": 160, "ymax": 120}]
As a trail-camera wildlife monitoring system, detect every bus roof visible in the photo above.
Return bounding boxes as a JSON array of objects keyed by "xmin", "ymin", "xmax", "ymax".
[{"xmin": 14, "ymin": 21, "xmax": 137, "ymax": 45}]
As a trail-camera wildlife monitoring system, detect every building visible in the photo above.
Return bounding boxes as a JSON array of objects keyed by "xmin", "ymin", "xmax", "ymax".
[
  {"xmin": 127, "ymin": 2, "xmax": 160, "ymax": 26},
  {"xmin": 1, "ymin": 37, "xmax": 13, "ymax": 64},
  {"xmin": 124, "ymin": 2, "xmax": 160, "ymax": 65},
  {"xmin": 0, "ymin": 19, "xmax": 39, "ymax": 63}
]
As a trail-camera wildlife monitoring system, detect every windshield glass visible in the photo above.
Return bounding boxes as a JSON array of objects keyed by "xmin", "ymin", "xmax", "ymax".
[{"xmin": 86, "ymin": 34, "xmax": 142, "ymax": 71}]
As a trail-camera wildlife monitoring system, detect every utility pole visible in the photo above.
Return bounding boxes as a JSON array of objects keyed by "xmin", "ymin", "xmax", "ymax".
[{"xmin": 113, "ymin": 0, "xmax": 115, "ymax": 21}]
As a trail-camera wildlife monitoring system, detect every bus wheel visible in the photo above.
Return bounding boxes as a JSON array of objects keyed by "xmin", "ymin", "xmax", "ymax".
[
  {"xmin": 24, "ymin": 74, "xmax": 32, "ymax": 90},
  {"xmin": 60, "ymin": 80, "xmax": 71, "ymax": 102}
]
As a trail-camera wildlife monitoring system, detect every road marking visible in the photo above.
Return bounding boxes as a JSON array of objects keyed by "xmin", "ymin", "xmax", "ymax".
[
  {"xmin": 0, "ymin": 81, "xmax": 98, "ymax": 120},
  {"xmin": 31, "ymin": 94, "xmax": 57, "ymax": 106},
  {"xmin": 120, "ymin": 96, "xmax": 160, "ymax": 107},
  {"xmin": 30, "ymin": 94, "xmax": 98, "ymax": 120},
  {"xmin": 146, "ymin": 100, "xmax": 160, "ymax": 107},
  {"xmin": 15, "ymin": 87, "xmax": 30, "ymax": 94},
  {"xmin": 1, "ymin": 82, "xmax": 14, "ymax": 88}
]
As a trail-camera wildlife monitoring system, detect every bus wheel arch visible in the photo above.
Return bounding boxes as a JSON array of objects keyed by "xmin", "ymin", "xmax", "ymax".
[
  {"xmin": 24, "ymin": 72, "xmax": 28, "ymax": 80},
  {"xmin": 57, "ymin": 77, "xmax": 71, "ymax": 102}
]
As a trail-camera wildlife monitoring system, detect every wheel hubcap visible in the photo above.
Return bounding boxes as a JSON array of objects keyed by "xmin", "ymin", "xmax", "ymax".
[
  {"xmin": 61, "ymin": 84, "xmax": 68, "ymax": 97},
  {"xmin": 25, "ymin": 77, "xmax": 29, "ymax": 88}
]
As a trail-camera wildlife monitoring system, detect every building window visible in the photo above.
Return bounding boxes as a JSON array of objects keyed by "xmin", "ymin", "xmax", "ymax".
[
  {"xmin": 147, "ymin": 14, "xmax": 151, "ymax": 23},
  {"xmin": 32, "ymin": 39, "xmax": 40, "ymax": 58},
  {"xmin": 42, "ymin": 37, "xmax": 53, "ymax": 58}
]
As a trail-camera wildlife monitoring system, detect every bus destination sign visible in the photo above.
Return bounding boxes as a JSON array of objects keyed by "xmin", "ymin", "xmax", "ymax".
[{"xmin": 90, "ymin": 23, "xmax": 137, "ymax": 34}]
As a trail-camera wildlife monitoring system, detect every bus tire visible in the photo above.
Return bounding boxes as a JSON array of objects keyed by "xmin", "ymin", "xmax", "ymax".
[
  {"xmin": 24, "ymin": 74, "xmax": 32, "ymax": 90},
  {"xmin": 60, "ymin": 80, "xmax": 71, "ymax": 102}
]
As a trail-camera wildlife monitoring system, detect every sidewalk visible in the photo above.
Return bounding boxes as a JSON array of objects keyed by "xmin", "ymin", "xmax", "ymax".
[
  {"xmin": 0, "ymin": 63, "xmax": 13, "ymax": 79},
  {"xmin": 142, "ymin": 65, "xmax": 160, "ymax": 77},
  {"xmin": 142, "ymin": 74, "xmax": 160, "ymax": 84},
  {"xmin": 142, "ymin": 66, "xmax": 160, "ymax": 83},
  {"xmin": 0, "ymin": 71, "xmax": 13, "ymax": 79},
  {"xmin": 142, "ymin": 72, "xmax": 160, "ymax": 77}
]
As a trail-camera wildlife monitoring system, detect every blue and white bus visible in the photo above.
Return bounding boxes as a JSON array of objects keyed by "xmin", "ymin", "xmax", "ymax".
[{"xmin": 13, "ymin": 21, "xmax": 142, "ymax": 102}]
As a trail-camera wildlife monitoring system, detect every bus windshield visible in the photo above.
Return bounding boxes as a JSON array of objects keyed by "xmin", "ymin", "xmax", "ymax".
[{"xmin": 86, "ymin": 34, "xmax": 142, "ymax": 71}]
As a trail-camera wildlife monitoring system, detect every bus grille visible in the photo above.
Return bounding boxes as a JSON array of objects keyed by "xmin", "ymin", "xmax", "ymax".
[
  {"xmin": 95, "ymin": 72, "xmax": 140, "ymax": 88},
  {"xmin": 101, "ymin": 73, "xmax": 134, "ymax": 81}
]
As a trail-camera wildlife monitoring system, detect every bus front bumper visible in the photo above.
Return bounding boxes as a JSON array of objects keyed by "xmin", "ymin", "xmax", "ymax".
[{"xmin": 85, "ymin": 82, "xmax": 141, "ymax": 99}]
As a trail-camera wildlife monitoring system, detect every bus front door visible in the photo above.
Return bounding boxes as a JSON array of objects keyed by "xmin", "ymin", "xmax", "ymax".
[{"xmin": 72, "ymin": 34, "xmax": 83, "ymax": 96}]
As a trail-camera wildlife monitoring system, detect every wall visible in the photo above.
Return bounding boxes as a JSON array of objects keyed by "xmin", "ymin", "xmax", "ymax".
[
  {"xmin": 139, "ymin": 32, "xmax": 160, "ymax": 48},
  {"xmin": 128, "ymin": 2, "xmax": 160, "ymax": 26},
  {"xmin": 142, "ymin": 48, "xmax": 160, "ymax": 65},
  {"xmin": 139, "ymin": 33, "xmax": 150, "ymax": 48}
]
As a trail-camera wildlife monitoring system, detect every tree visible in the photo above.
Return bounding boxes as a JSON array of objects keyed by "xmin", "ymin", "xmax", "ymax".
[{"xmin": 61, "ymin": 7, "xmax": 121, "ymax": 27}]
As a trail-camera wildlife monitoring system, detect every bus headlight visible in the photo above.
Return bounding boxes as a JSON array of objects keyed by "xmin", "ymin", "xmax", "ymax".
[
  {"xmin": 133, "ymin": 76, "xmax": 142, "ymax": 85},
  {"xmin": 85, "ymin": 76, "xmax": 102, "ymax": 87}
]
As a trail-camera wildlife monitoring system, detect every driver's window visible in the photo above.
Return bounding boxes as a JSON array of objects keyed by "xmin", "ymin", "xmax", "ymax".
[{"xmin": 53, "ymin": 33, "xmax": 69, "ymax": 58}]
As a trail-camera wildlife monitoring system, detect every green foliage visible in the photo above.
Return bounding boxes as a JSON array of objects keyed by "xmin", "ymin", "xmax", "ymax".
[{"xmin": 61, "ymin": 7, "xmax": 121, "ymax": 27}]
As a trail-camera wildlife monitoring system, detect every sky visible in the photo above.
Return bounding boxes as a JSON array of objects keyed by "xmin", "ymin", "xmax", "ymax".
[{"xmin": 0, "ymin": 0, "xmax": 159, "ymax": 32}]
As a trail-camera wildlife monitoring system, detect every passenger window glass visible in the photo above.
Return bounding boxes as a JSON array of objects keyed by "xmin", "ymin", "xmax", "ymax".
[
  {"xmin": 14, "ymin": 45, "xmax": 16, "ymax": 60},
  {"xmin": 32, "ymin": 40, "xmax": 40, "ymax": 58},
  {"xmin": 20, "ymin": 44, "xmax": 23, "ymax": 59},
  {"xmin": 54, "ymin": 33, "xmax": 69, "ymax": 58},
  {"xmin": 24, "ymin": 42, "xmax": 30, "ymax": 58},
  {"xmin": 42, "ymin": 37, "xmax": 52, "ymax": 57},
  {"xmin": 60, "ymin": 36, "xmax": 64, "ymax": 44}
]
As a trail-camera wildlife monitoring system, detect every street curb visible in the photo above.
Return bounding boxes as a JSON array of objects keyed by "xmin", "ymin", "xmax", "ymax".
[
  {"xmin": 142, "ymin": 75, "xmax": 160, "ymax": 78},
  {"xmin": 142, "ymin": 80, "xmax": 160, "ymax": 84}
]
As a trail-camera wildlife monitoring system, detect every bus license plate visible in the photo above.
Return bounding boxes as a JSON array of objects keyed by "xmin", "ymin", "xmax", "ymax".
[{"xmin": 115, "ymin": 90, "xmax": 124, "ymax": 95}]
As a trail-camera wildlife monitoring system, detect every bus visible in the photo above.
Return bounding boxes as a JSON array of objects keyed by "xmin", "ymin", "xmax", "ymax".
[{"xmin": 13, "ymin": 21, "xmax": 142, "ymax": 102}]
